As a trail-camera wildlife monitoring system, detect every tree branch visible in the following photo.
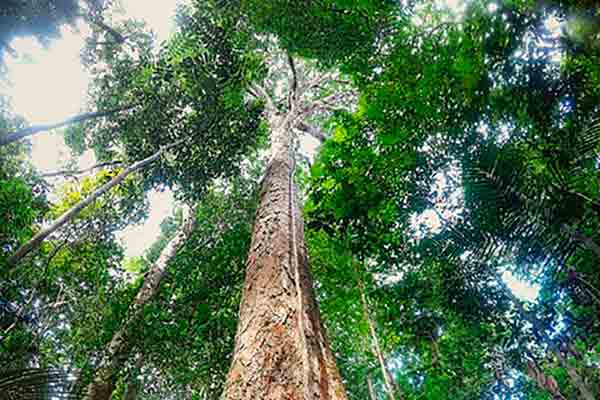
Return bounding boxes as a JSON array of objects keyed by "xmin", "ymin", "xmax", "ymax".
[
  {"xmin": 250, "ymin": 83, "xmax": 277, "ymax": 114},
  {"xmin": 296, "ymin": 122, "xmax": 327, "ymax": 144},
  {"xmin": 90, "ymin": 19, "xmax": 127, "ymax": 44},
  {"xmin": 7, "ymin": 137, "xmax": 188, "ymax": 267},
  {"xmin": 287, "ymin": 53, "xmax": 298, "ymax": 110},
  {"xmin": 0, "ymin": 105, "xmax": 136, "ymax": 147},
  {"xmin": 41, "ymin": 161, "xmax": 124, "ymax": 178}
]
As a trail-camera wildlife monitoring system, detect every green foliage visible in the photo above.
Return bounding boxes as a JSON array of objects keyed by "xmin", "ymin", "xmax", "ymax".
[
  {"xmin": 3, "ymin": 0, "xmax": 600, "ymax": 399},
  {"xmin": 86, "ymin": 1, "xmax": 265, "ymax": 200},
  {"xmin": 137, "ymin": 172, "xmax": 260, "ymax": 398},
  {"xmin": 0, "ymin": 178, "xmax": 40, "ymax": 263},
  {"xmin": 242, "ymin": 0, "xmax": 396, "ymax": 67}
]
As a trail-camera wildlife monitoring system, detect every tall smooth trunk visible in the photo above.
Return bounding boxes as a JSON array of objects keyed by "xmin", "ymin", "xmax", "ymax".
[
  {"xmin": 7, "ymin": 139, "xmax": 184, "ymax": 266},
  {"xmin": 0, "ymin": 106, "xmax": 134, "ymax": 147},
  {"xmin": 358, "ymin": 279, "xmax": 400, "ymax": 400},
  {"xmin": 221, "ymin": 121, "xmax": 347, "ymax": 400},
  {"xmin": 367, "ymin": 376, "xmax": 377, "ymax": 400},
  {"xmin": 86, "ymin": 207, "xmax": 195, "ymax": 400}
]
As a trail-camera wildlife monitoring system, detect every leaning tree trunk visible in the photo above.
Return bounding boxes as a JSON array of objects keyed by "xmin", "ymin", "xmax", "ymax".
[
  {"xmin": 367, "ymin": 377, "xmax": 377, "ymax": 400},
  {"xmin": 358, "ymin": 279, "xmax": 401, "ymax": 400},
  {"xmin": 7, "ymin": 139, "xmax": 185, "ymax": 267},
  {"xmin": 86, "ymin": 207, "xmax": 195, "ymax": 400},
  {"xmin": 221, "ymin": 117, "xmax": 347, "ymax": 400}
]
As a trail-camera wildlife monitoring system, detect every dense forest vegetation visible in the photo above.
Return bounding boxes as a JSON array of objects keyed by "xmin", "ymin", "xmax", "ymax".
[{"xmin": 1, "ymin": 0, "xmax": 600, "ymax": 399}]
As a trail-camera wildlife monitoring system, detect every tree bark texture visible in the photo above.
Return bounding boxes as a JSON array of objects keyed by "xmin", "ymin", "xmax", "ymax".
[
  {"xmin": 86, "ymin": 207, "xmax": 195, "ymax": 400},
  {"xmin": 221, "ymin": 121, "xmax": 347, "ymax": 400}
]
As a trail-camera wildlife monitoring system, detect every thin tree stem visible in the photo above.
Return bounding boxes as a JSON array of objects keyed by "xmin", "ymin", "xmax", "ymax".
[
  {"xmin": 41, "ymin": 161, "xmax": 124, "ymax": 178},
  {"xmin": 7, "ymin": 138, "xmax": 186, "ymax": 267},
  {"xmin": 0, "ymin": 105, "xmax": 135, "ymax": 147}
]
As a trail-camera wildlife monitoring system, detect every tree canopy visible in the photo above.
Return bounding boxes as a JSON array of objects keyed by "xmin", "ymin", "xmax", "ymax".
[{"xmin": 1, "ymin": 0, "xmax": 600, "ymax": 399}]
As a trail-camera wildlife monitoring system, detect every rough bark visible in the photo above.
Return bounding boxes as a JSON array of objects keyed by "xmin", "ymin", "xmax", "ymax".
[
  {"xmin": 86, "ymin": 207, "xmax": 195, "ymax": 400},
  {"xmin": 0, "ymin": 105, "xmax": 134, "ymax": 147},
  {"xmin": 7, "ymin": 139, "xmax": 185, "ymax": 267},
  {"xmin": 358, "ymin": 279, "xmax": 400, "ymax": 400},
  {"xmin": 221, "ymin": 118, "xmax": 347, "ymax": 400}
]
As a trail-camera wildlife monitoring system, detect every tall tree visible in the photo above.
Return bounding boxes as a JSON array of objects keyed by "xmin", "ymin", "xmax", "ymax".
[
  {"xmin": 86, "ymin": 206, "xmax": 195, "ymax": 400},
  {"xmin": 221, "ymin": 56, "xmax": 348, "ymax": 398}
]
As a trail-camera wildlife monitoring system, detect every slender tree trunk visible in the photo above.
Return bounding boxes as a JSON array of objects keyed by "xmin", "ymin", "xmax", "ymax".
[
  {"xmin": 358, "ymin": 279, "xmax": 400, "ymax": 400},
  {"xmin": 430, "ymin": 336, "xmax": 440, "ymax": 368},
  {"xmin": 86, "ymin": 207, "xmax": 195, "ymax": 400},
  {"xmin": 0, "ymin": 105, "xmax": 134, "ymax": 147},
  {"xmin": 221, "ymin": 117, "xmax": 347, "ymax": 400},
  {"xmin": 7, "ymin": 139, "xmax": 184, "ymax": 266},
  {"xmin": 367, "ymin": 376, "xmax": 377, "ymax": 400}
]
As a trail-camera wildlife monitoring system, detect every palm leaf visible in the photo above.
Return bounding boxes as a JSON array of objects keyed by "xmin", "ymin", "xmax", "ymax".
[{"xmin": 0, "ymin": 369, "xmax": 83, "ymax": 400}]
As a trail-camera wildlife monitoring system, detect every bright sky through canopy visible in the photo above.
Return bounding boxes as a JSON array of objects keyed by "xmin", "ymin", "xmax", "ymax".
[{"xmin": 2, "ymin": 0, "xmax": 182, "ymax": 258}]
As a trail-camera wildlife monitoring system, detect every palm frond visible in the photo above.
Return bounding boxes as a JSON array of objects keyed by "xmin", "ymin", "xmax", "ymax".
[{"xmin": 0, "ymin": 369, "xmax": 83, "ymax": 400}]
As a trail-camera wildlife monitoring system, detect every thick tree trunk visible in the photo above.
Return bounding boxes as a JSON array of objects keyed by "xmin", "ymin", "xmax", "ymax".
[
  {"xmin": 7, "ymin": 139, "xmax": 184, "ymax": 267},
  {"xmin": 358, "ymin": 279, "xmax": 400, "ymax": 400},
  {"xmin": 86, "ymin": 206, "xmax": 194, "ymax": 400},
  {"xmin": 221, "ymin": 120, "xmax": 347, "ymax": 400},
  {"xmin": 0, "ymin": 106, "xmax": 134, "ymax": 147}
]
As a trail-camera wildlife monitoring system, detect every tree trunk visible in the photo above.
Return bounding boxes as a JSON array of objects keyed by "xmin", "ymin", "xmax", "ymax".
[
  {"xmin": 86, "ymin": 206, "xmax": 195, "ymax": 400},
  {"xmin": 358, "ymin": 279, "xmax": 400, "ymax": 400},
  {"xmin": 7, "ymin": 139, "xmax": 184, "ymax": 266},
  {"xmin": 367, "ymin": 376, "xmax": 377, "ymax": 400},
  {"xmin": 221, "ymin": 119, "xmax": 347, "ymax": 400},
  {"xmin": 0, "ymin": 106, "xmax": 134, "ymax": 147}
]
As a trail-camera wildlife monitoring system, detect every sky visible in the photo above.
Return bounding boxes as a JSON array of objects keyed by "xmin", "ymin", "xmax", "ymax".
[{"xmin": 2, "ymin": 0, "xmax": 182, "ymax": 257}]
